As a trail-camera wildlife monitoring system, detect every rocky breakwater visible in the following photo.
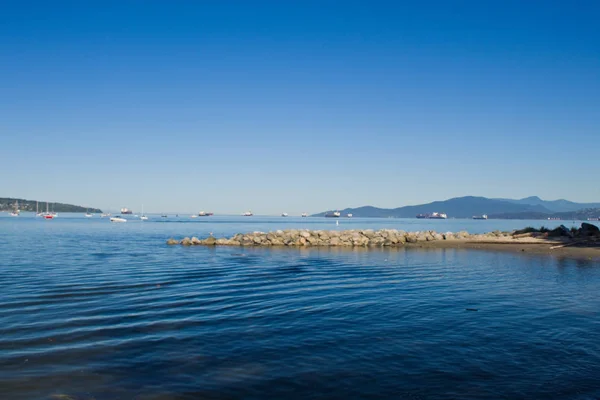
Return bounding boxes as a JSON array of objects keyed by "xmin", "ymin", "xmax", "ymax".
[{"xmin": 167, "ymin": 228, "xmax": 533, "ymax": 247}]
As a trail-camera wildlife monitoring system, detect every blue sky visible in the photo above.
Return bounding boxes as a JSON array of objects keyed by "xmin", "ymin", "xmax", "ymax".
[{"xmin": 1, "ymin": 1, "xmax": 599, "ymax": 214}]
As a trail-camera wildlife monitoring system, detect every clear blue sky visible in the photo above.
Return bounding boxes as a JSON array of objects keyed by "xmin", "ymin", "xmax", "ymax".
[{"xmin": 1, "ymin": 1, "xmax": 599, "ymax": 214}]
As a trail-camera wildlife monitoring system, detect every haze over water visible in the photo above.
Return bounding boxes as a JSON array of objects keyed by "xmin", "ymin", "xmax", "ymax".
[{"xmin": 1, "ymin": 216, "xmax": 599, "ymax": 399}]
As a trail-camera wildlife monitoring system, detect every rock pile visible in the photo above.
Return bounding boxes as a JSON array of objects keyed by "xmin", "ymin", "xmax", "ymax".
[{"xmin": 167, "ymin": 228, "xmax": 519, "ymax": 247}]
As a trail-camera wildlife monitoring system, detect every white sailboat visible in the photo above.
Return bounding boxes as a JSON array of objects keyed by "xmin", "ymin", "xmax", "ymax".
[
  {"xmin": 10, "ymin": 200, "xmax": 20, "ymax": 216},
  {"xmin": 85, "ymin": 208, "xmax": 93, "ymax": 217},
  {"xmin": 140, "ymin": 204, "xmax": 148, "ymax": 220}
]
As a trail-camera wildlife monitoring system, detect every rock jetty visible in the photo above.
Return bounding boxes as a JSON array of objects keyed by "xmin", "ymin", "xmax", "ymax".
[{"xmin": 166, "ymin": 223, "xmax": 600, "ymax": 247}]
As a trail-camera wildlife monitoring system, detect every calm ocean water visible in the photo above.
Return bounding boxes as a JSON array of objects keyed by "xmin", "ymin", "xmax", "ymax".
[{"xmin": 1, "ymin": 214, "xmax": 599, "ymax": 399}]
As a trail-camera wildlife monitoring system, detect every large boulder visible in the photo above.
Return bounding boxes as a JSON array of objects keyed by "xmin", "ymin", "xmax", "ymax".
[
  {"xmin": 548, "ymin": 225, "xmax": 572, "ymax": 238},
  {"xmin": 166, "ymin": 238, "xmax": 179, "ymax": 245},
  {"xmin": 580, "ymin": 222, "xmax": 600, "ymax": 236},
  {"xmin": 361, "ymin": 229, "xmax": 375, "ymax": 238},
  {"xmin": 405, "ymin": 233, "xmax": 418, "ymax": 243},
  {"xmin": 203, "ymin": 236, "xmax": 217, "ymax": 245},
  {"xmin": 253, "ymin": 235, "xmax": 264, "ymax": 245}
]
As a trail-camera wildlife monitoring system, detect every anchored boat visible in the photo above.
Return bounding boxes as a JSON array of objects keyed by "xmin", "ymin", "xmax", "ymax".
[
  {"xmin": 10, "ymin": 200, "xmax": 20, "ymax": 216},
  {"xmin": 416, "ymin": 212, "xmax": 447, "ymax": 219}
]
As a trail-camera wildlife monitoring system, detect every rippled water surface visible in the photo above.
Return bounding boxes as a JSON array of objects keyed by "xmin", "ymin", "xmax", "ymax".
[{"xmin": 1, "ymin": 215, "xmax": 599, "ymax": 399}]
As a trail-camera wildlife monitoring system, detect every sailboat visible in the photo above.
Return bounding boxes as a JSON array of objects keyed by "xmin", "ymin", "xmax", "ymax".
[
  {"xmin": 140, "ymin": 204, "xmax": 148, "ymax": 220},
  {"xmin": 10, "ymin": 200, "xmax": 20, "ymax": 216},
  {"xmin": 36, "ymin": 201, "xmax": 43, "ymax": 217},
  {"xmin": 43, "ymin": 202, "xmax": 55, "ymax": 219},
  {"xmin": 85, "ymin": 208, "xmax": 93, "ymax": 217}
]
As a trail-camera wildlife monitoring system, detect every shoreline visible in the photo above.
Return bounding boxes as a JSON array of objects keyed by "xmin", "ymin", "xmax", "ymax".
[{"xmin": 167, "ymin": 226, "xmax": 600, "ymax": 260}]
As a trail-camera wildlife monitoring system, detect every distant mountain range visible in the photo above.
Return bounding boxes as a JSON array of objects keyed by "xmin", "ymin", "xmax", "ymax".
[
  {"xmin": 313, "ymin": 196, "xmax": 600, "ymax": 220},
  {"xmin": 0, "ymin": 197, "xmax": 102, "ymax": 213}
]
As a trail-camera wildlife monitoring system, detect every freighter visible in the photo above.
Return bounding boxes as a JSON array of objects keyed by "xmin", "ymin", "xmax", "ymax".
[
  {"xmin": 325, "ymin": 211, "xmax": 341, "ymax": 218},
  {"xmin": 120, "ymin": 208, "xmax": 133, "ymax": 215},
  {"xmin": 416, "ymin": 212, "xmax": 447, "ymax": 219}
]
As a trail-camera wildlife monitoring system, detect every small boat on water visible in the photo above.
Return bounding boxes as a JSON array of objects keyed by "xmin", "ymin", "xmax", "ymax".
[
  {"xmin": 10, "ymin": 200, "xmax": 20, "ymax": 216},
  {"xmin": 416, "ymin": 212, "xmax": 447, "ymax": 219},
  {"xmin": 42, "ymin": 202, "xmax": 55, "ymax": 219},
  {"xmin": 473, "ymin": 214, "xmax": 488, "ymax": 220},
  {"xmin": 242, "ymin": 211, "xmax": 253, "ymax": 216},
  {"xmin": 110, "ymin": 216, "xmax": 127, "ymax": 223},
  {"xmin": 347, "ymin": 213, "xmax": 353, "ymax": 218},
  {"xmin": 85, "ymin": 209, "xmax": 93, "ymax": 217},
  {"xmin": 101, "ymin": 213, "xmax": 111, "ymax": 218},
  {"xmin": 190, "ymin": 214, "xmax": 198, "ymax": 218},
  {"xmin": 325, "ymin": 211, "xmax": 341, "ymax": 218},
  {"xmin": 301, "ymin": 213, "xmax": 308, "ymax": 217},
  {"xmin": 140, "ymin": 204, "xmax": 148, "ymax": 220},
  {"xmin": 161, "ymin": 215, "xmax": 168, "ymax": 218},
  {"xmin": 281, "ymin": 213, "xmax": 288, "ymax": 217}
]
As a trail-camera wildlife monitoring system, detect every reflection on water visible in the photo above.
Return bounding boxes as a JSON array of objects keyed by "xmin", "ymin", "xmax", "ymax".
[{"xmin": 0, "ymin": 217, "xmax": 599, "ymax": 399}]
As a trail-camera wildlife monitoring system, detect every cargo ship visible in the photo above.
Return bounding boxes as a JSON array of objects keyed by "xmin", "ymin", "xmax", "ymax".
[
  {"xmin": 473, "ymin": 214, "xmax": 488, "ymax": 220},
  {"xmin": 198, "ymin": 211, "xmax": 213, "ymax": 217},
  {"xmin": 120, "ymin": 208, "xmax": 133, "ymax": 215},
  {"xmin": 325, "ymin": 211, "xmax": 341, "ymax": 218},
  {"xmin": 416, "ymin": 212, "xmax": 447, "ymax": 219}
]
